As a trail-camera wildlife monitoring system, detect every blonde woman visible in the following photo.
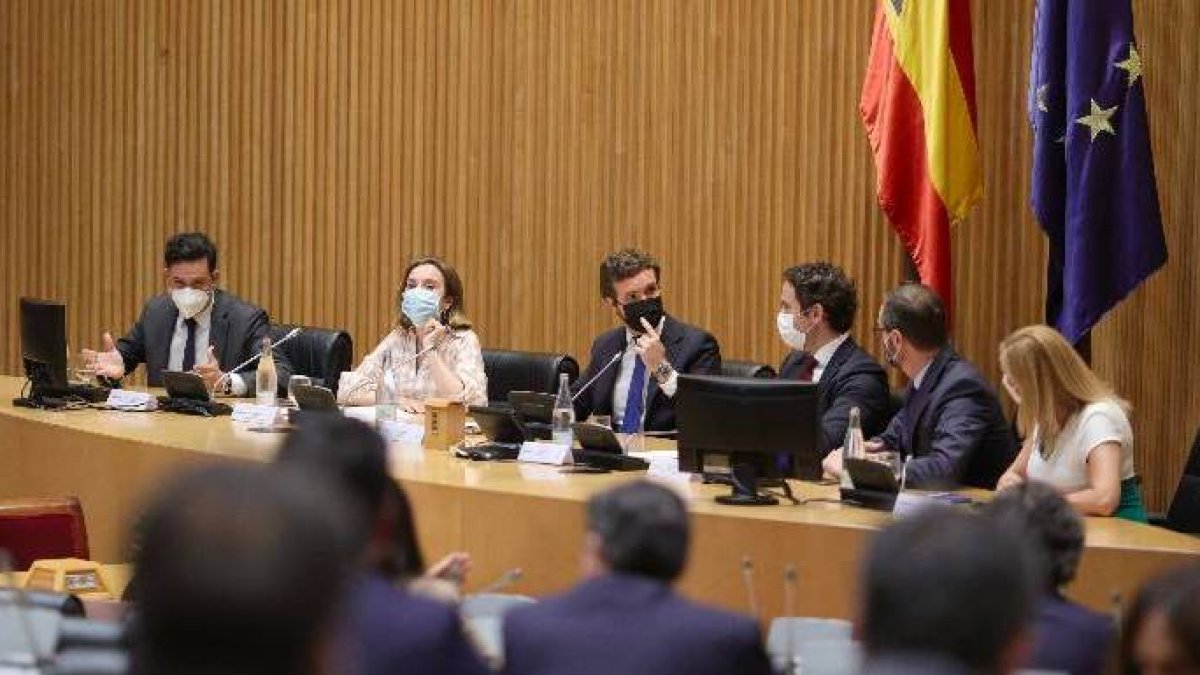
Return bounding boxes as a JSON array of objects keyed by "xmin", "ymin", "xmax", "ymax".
[
  {"xmin": 996, "ymin": 325, "xmax": 1147, "ymax": 521},
  {"xmin": 338, "ymin": 256, "xmax": 487, "ymax": 410}
]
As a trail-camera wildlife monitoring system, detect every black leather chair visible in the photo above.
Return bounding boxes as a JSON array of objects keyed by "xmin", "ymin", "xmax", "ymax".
[
  {"xmin": 269, "ymin": 324, "xmax": 354, "ymax": 395},
  {"xmin": 1157, "ymin": 425, "xmax": 1200, "ymax": 534},
  {"xmin": 718, "ymin": 360, "xmax": 776, "ymax": 379},
  {"xmin": 481, "ymin": 349, "xmax": 579, "ymax": 406}
]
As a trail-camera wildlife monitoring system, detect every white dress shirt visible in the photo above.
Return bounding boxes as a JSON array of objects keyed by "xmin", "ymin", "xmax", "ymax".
[
  {"xmin": 810, "ymin": 332, "xmax": 850, "ymax": 383},
  {"xmin": 612, "ymin": 318, "xmax": 677, "ymax": 427},
  {"xmin": 912, "ymin": 361, "xmax": 932, "ymax": 391},
  {"xmin": 167, "ymin": 302, "xmax": 247, "ymax": 395}
]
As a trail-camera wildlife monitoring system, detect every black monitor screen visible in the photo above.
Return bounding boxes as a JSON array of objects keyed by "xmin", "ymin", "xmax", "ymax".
[{"xmin": 20, "ymin": 297, "xmax": 68, "ymax": 389}]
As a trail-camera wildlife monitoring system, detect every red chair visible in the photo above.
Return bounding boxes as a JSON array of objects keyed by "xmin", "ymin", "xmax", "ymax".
[{"xmin": 0, "ymin": 497, "xmax": 90, "ymax": 571}]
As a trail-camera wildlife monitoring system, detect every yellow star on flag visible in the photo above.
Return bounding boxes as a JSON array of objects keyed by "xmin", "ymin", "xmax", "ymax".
[
  {"xmin": 1076, "ymin": 99, "xmax": 1118, "ymax": 141},
  {"xmin": 1115, "ymin": 43, "xmax": 1143, "ymax": 87}
]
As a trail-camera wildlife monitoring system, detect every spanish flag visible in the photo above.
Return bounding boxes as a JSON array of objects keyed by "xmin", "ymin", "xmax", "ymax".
[{"xmin": 860, "ymin": 0, "xmax": 982, "ymax": 313}]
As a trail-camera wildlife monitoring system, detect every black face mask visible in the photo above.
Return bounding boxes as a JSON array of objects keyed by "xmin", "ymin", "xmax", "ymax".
[{"xmin": 621, "ymin": 296, "xmax": 665, "ymax": 333}]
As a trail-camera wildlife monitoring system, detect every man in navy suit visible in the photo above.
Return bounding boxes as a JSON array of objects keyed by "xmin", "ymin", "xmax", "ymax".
[
  {"xmin": 823, "ymin": 283, "xmax": 1017, "ymax": 489},
  {"xmin": 502, "ymin": 481, "xmax": 772, "ymax": 675},
  {"xmin": 776, "ymin": 262, "xmax": 890, "ymax": 454},
  {"xmin": 573, "ymin": 249, "xmax": 721, "ymax": 434}
]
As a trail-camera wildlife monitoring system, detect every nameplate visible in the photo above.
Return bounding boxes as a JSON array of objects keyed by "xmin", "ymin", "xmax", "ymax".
[
  {"xmin": 231, "ymin": 403, "xmax": 281, "ymax": 426},
  {"xmin": 518, "ymin": 441, "xmax": 574, "ymax": 466},
  {"xmin": 892, "ymin": 491, "xmax": 939, "ymax": 518},
  {"xmin": 106, "ymin": 390, "xmax": 156, "ymax": 411},
  {"xmin": 379, "ymin": 420, "xmax": 425, "ymax": 445}
]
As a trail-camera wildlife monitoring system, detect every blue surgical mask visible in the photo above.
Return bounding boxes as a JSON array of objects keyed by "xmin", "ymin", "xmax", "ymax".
[{"xmin": 400, "ymin": 287, "xmax": 442, "ymax": 326}]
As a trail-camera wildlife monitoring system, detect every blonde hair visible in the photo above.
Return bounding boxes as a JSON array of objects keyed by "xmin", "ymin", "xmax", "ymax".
[{"xmin": 998, "ymin": 325, "xmax": 1127, "ymax": 452}]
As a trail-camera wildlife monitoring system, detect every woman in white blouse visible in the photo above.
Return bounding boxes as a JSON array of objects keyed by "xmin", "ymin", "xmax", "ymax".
[
  {"xmin": 338, "ymin": 256, "xmax": 488, "ymax": 411},
  {"xmin": 995, "ymin": 325, "xmax": 1147, "ymax": 521}
]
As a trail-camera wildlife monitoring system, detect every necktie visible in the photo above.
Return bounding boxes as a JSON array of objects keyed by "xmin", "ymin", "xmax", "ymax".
[
  {"xmin": 621, "ymin": 357, "xmax": 647, "ymax": 433},
  {"xmin": 182, "ymin": 318, "xmax": 198, "ymax": 371},
  {"xmin": 797, "ymin": 353, "xmax": 818, "ymax": 383}
]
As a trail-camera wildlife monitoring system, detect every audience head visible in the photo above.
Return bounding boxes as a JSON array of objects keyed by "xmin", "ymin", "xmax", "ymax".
[
  {"xmin": 599, "ymin": 249, "xmax": 664, "ymax": 334},
  {"xmin": 779, "ymin": 262, "xmax": 859, "ymax": 352},
  {"xmin": 376, "ymin": 479, "xmax": 428, "ymax": 582},
  {"xmin": 984, "ymin": 480, "xmax": 1085, "ymax": 593},
  {"xmin": 999, "ymin": 324, "xmax": 1122, "ymax": 444},
  {"xmin": 1122, "ymin": 564, "xmax": 1200, "ymax": 675},
  {"xmin": 877, "ymin": 283, "xmax": 948, "ymax": 374},
  {"xmin": 397, "ymin": 255, "xmax": 471, "ymax": 331},
  {"xmin": 584, "ymin": 480, "xmax": 689, "ymax": 582},
  {"xmin": 858, "ymin": 508, "xmax": 1036, "ymax": 674},
  {"xmin": 131, "ymin": 464, "xmax": 355, "ymax": 675},
  {"xmin": 163, "ymin": 232, "xmax": 219, "ymax": 318}
]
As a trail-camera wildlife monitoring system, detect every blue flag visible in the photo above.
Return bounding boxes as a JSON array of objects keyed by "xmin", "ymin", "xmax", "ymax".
[{"xmin": 1029, "ymin": 0, "xmax": 1167, "ymax": 344}]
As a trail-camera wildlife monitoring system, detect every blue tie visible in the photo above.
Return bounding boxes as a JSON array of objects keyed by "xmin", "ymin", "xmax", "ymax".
[{"xmin": 621, "ymin": 357, "xmax": 647, "ymax": 434}]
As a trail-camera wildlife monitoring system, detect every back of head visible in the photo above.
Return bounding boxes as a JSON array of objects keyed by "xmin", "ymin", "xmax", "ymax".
[
  {"xmin": 587, "ymin": 480, "xmax": 689, "ymax": 582},
  {"xmin": 131, "ymin": 464, "xmax": 356, "ymax": 675},
  {"xmin": 879, "ymin": 283, "xmax": 948, "ymax": 350},
  {"xmin": 983, "ymin": 480, "xmax": 1085, "ymax": 592},
  {"xmin": 859, "ymin": 508, "xmax": 1036, "ymax": 672},
  {"xmin": 1122, "ymin": 564, "xmax": 1200, "ymax": 675},
  {"xmin": 782, "ymin": 261, "xmax": 859, "ymax": 333}
]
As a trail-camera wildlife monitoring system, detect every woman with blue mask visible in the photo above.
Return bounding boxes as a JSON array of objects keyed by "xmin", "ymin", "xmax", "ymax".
[{"xmin": 338, "ymin": 256, "xmax": 487, "ymax": 411}]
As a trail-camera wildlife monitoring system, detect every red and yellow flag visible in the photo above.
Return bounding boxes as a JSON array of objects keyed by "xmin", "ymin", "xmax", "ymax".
[{"xmin": 860, "ymin": 0, "xmax": 982, "ymax": 312}]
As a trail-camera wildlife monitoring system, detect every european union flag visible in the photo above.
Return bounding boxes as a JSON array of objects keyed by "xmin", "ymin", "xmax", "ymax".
[{"xmin": 1029, "ymin": 0, "xmax": 1167, "ymax": 344}]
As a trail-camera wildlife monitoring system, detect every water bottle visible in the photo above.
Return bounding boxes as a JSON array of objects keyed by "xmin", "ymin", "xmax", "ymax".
[
  {"xmin": 375, "ymin": 350, "xmax": 399, "ymax": 426},
  {"xmin": 840, "ymin": 406, "xmax": 864, "ymax": 489},
  {"xmin": 256, "ymin": 336, "xmax": 278, "ymax": 405},
  {"xmin": 551, "ymin": 373, "xmax": 575, "ymax": 446}
]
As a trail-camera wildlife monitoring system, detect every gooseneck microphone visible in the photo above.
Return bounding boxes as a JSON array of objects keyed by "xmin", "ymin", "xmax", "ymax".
[
  {"xmin": 740, "ymin": 555, "xmax": 760, "ymax": 621},
  {"xmin": 476, "ymin": 568, "xmax": 524, "ymax": 595},
  {"xmin": 570, "ymin": 351, "xmax": 623, "ymax": 403},
  {"xmin": 213, "ymin": 326, "xmax": 303, "ymax": 389}
]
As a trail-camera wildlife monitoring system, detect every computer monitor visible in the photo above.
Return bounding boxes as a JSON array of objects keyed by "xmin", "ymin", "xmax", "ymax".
[
  {"xmin": 675, "ymin": 374, "xmax": 821, "ymax": 506},
  {"xmin": 19, "ymin": 298, "xmax": 69, "ymax": 392}
]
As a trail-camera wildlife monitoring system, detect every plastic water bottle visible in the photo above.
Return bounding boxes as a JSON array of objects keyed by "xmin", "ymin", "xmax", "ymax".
[
  {"xmin": 375, "ymin": 350, "xmax": 399, "ymax": 426},
  {"xmin": 256, "ymin": 337, "xmax": 277, "ymax": 405},
  {"xmin": 552, "ymin": 373, "xmax": 575, "ymax": 446},
  {"xmin": 841, "ymin": 406, "xmax": 865, "ymax": 489}
]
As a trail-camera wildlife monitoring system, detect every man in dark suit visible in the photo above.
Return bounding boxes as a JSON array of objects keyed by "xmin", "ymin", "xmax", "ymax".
[
  {"xmin": 573, "ymin": 249, "xmax": 721, "ymax": 434},
  {"xmin": 83, "ymin": 232, "xmax": 291, "ymax": 396},
  {"xmin": 822, "ymin": 283, "xmax": 1017, "ymax": 489},
  {"xmin": 776, "ymin": 262, "xmax": 890, "ymax": 454},
  {"xmin": 502, "ymin": 480, "xmax": 772, "ymax": 675},
  {"xmin": 857, "ymin": 509, "xmax": 1037, "ymax": 675}
]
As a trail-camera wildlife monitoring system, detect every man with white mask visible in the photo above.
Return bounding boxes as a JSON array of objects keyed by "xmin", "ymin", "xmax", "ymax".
[
  {"xmin": 83, "ymin": 232, "xmax": 292, "ymax": 396},
  {"xmin": 777, "ymin": 262, "xmax": 890, "ymax": 455}
]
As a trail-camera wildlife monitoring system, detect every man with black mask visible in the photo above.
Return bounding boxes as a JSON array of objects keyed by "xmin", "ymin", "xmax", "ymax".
[{"xmin": 572, "ymin": 249, "xmax": 721, "ymax": 435}]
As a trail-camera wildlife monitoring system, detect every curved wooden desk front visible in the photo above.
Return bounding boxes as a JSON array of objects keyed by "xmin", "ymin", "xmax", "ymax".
[{"xmin": 2, "ymin": 375, "xmax": 1197, "ymax": 621}]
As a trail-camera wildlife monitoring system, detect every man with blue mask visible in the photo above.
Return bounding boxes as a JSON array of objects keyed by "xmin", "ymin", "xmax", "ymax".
[
  {"xmin": 83, "ymin": 232, "xmax": 292, "ymax": 397},
  {"xmin": 572, "ymin": 249, "xmax": 721, "ymax": 435},
  {"xmin": 777, "ymin": 262, "xmax": 890, "ymax": 455}
]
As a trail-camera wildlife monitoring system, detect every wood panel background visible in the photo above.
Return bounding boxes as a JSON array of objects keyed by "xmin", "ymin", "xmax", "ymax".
[{"xmin": 1, "ymin": 0, "xmax": 1195, "ymax": 511}]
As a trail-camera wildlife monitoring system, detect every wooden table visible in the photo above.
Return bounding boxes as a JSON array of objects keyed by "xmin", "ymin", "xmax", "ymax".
[{"xmin": 2, "ymin": 375, "xmax": 1197, "ymax": 621}]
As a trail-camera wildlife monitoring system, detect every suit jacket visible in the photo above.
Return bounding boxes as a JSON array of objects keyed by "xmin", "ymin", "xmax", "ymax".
[
  {"xmin": 501, "ymin": 574, "xmax": 772, "ymax": 675},
  {"xmin": 115, "ymin": 289, "xmax": 292, "ymax": 396},
  {"xmin": 877, "ymin": 347, "xmax": 1017, "ymax": 489},
  {"xmin": 779, "ymin": 337, "xmax": 891, "ymax": 455},
  {"xmin": 348, "ymin": 574, "xmax": 489, "ymax": 675},
  {"xmin": 1027, "ymin": 593, "xmax": 1115, "ymax": 675},
  {"xmin": 572, "ymin": 315, "xmax": 721, "ymax": 433}
]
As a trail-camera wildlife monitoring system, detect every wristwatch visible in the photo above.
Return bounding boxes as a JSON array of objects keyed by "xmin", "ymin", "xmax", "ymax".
[{"xmin": 653, "ymin": 362, "xmax": 675, "ymax": 384}]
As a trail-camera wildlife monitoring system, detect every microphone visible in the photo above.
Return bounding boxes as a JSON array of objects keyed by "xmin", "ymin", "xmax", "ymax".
[
  {"xmin": 783, "ymin": 564, "xmax": 799, "ymax": 675},
  {"xmin": 740, "ymin": 556, "xmax": 760, "ymax": 621},
  {"xmin": 338, "ymin": 338, "xmax": 445, "ymax": 402},
  {"xmin": 1110, "ymin": 589, "xmax": 1123, "ymax": 631},
  {"xmin": 571, "ymin": 351, "xmax": 623, "ymax": 403},
  {"xmin": 213, "ymin": 326, "xmax": 304, "ymax": 389},
  {"xmin": 476, "ymin": 568, "xmax": 524, "ymax": 595}
]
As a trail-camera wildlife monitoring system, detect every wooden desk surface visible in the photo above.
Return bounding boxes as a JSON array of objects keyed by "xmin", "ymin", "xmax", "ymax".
[{"xmin": 2, "ymin": 375, "xmax": 1197, "ymax": 620}]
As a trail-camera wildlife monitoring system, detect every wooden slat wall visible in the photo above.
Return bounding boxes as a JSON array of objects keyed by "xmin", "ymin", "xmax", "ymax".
[{"xmin": 1, "ymin": 1, "xmax": 1194, "ymax": 510}]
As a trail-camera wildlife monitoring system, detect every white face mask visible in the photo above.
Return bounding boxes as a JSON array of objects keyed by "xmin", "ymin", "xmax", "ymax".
[
  {"xmin": 776, "ymin": 310, "xmax": 808, "ymax": 351},
  {"xmin": 172, "ymin": 287, "xmax": 212, "ymax": 320}
]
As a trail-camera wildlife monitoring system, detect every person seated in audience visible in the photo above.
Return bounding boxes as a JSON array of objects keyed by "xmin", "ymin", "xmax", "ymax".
[
  {"xmin": 573, "ymin": 249, "xmax": 721, "ymax": 435},
  {"xmin": 501, "ymin": 480, "xmax": 772, "ymax": 675},
  {"xmin": 857, "ymin": 508, "xmax": 1037, "ymax": 675},
  {"xmin": 338, "ymin": 255, "xmax": 487, "ymax": 411},
  {"xmin": 984, "ymin": 480, "xmax": 1115, "ymax": 675},
  {"xmin": 1121, "ymin": 564, "xmax": 1200, "ymax": 675},
  {"xmin": 129, "ymin": 464, "xmax": 356, "ymax": 675},
  {"xmin": 823, "ymin": 283, "xmax": 1017, "ymax": 489},
  {"xmin": 83, "ymin": 231, "xmax": 292, "ymax": 396},
  {"xmin": 995, "ymin": 324, "xmax": 1148, "ymax": 521},
  {"xmin": 378, "ymin": 478, "xmax": 472, "ymax": 604},
  {"xmin": 275, "ymin": 414, "xmax": 489, "ymax": 675},
  {"xmin": 776, "ymin": 261, "xmax": 890, "ymax": 453}
]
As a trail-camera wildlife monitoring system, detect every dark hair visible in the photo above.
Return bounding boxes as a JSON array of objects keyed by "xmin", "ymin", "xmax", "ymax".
[
  {"xmin": 599, "ymin": 249, "xmax": 661, "ymax": 301},
  {"xmin": 983, "ymin": 480, "xmax": 1084, "ymax": 590},
  {"xmin": 398, "ymin": 255, "xmax": 472, "ymax": 331},
  {"xmin": 1121, "ymin": 564, "xmax": 1200, "ymax": 675},
  {"xmin": 587, "ymin": 480, "xmax": 689, "ymax": 581},
  {"xmin": 164, "ymin": 232, "xmax": 219, "ymax": 272},
  {"xmin": 131, "ymin": 465, "xmax": 355, "ymax": 675},
  {"xmin": 274, "ymin": 414, "xmax": 391, "ymax": 552},
  {"xmin": 782, "ymin": 262, "xmax": 859, "ymax": 333},
  {"xmin": 879, "ymin": 283, "xmax": 948, "ymax": 350},
  {"xmin": 378, "ymin": 479, "xmax": 428, "ymax": 582},
  {"xmin": 860, "ymin": 509, "xmax": 1036, "ymax": 671}
]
